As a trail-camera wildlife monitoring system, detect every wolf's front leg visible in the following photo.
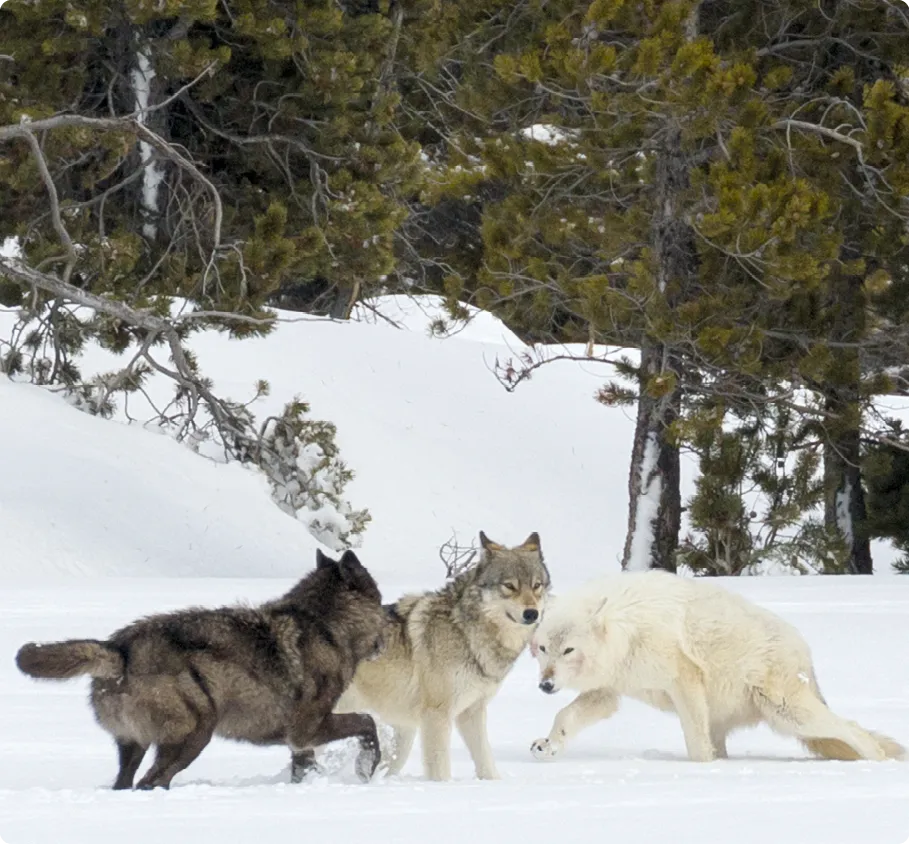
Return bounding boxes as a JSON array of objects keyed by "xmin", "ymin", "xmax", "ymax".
[
  {"xmin": 456, "ymin": 699, "xmax": 500, "ymax": 780},
  {"xmin": 290, "ymin": 748, "xmax": 320, "ymax": 783},
  {"xmin": 531, "ymin": 688, "xmax": 619, "ymax": 761},
  {"xmin": 420, "ymin": 709, "xmax": 453, "ymax": 781},
  {"xmin": 669, "ymin": 659, "xmax": 715, "ymax": 762},
  {"xmin": 385, "ymin": 725, "xmax": 416, "ymax": 776}
]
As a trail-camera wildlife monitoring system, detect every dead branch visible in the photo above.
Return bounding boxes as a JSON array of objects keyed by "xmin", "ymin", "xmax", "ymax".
[
  {"xmin": 0, "ymin": 113, "xmax": 223, "ymax": 264},
  {"xmin": 438, "ymin": 532, "xmax": 479, "ymax": 579},
  {"xmin": 20, "ymin": 129, "xmax": 78, "ymax": 284}
]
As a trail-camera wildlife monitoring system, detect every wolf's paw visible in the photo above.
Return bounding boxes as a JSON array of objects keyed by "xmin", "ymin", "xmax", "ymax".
[
  {"xmin": 531, "ymin": 737, "xmax": 559, "ymax": 761},
  {"xmin": 354, "ymin": 747, "xmax": 381, "ymax": 782},
  {"xmin": 290, "ymin": 762, "xmax": 324, "ymax": 784}
]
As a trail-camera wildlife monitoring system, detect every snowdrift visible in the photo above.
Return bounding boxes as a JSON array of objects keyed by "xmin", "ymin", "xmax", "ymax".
[
  {"xmin": 1, "ymin": 296, "xmax": 641, "ymax": 584},
  {"xmin": 1, "ymin": 294, "xmax": 901, "ymax": 581}
]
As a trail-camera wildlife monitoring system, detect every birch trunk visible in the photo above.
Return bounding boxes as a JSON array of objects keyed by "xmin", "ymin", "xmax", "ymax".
[{"xmin": 131, "ymin": 35, "xmax": 165, "ymax": 241}]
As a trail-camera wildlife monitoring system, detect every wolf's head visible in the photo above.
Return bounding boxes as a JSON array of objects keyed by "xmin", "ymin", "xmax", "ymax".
[
  {"xmin": 314, "ymin": 548, "xmax": 388, "ymax": 662},
  {"xmin": 530, "ymin": 597, "xmax": 601, "ymax": 695},
  {"xmin": 471, "ymin": 531, "xmax": 551, "ymax": 629}
]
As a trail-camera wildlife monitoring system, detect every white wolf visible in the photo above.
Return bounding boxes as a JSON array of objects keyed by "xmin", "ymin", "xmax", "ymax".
[{"xmin": 530, "ymin": 570, "xmax": 905, "ymax": 763}]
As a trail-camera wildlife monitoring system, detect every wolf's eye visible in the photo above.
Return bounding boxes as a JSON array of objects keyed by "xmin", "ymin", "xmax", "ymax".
[
  {"xmin": 502, "ymin": 582, "xmax": 517, "ymax": 593},
  {"xmin": 563, "ymin": 647, "xmax": 575, "ymax": 655},
  {"xmin": 531, "ymin": 582, "xmax": 543, "ymax": 592},
  {"xmin": 539, "ymin": 645, "xmax": 547, "ymax": 653}
]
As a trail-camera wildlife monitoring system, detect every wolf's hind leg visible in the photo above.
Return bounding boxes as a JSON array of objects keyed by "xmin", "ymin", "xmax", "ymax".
[
  {"xmin": 531, "ymin": 688, "xmax": 619, "ymax": 760},
  {"xmin": 385, "ymin": 725, "xmax": 416, "ymax": 776},
  {"xmin": 456, "ymin": 699, "xmax": 499, "ymax": 780},
  {"xmin": 112, "ymin": 740, "xmax": 148, "ymax": 790},
  {"xmin": 135, "ymin": 719, "xmax": 216, "ymax": 790},
  {"xmin": 755, "ymin": 687, "xmax": 889, "ymax": 761}
]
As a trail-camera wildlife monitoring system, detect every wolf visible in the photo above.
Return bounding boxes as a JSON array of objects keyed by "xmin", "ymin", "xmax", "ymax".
[
  {"xmin": 301, "ymin": 531, "xmax": 551, "ymax": 782},
  {"xmin": 15, "ymin": 549, "xmax": 389, "ymax": 790},
  {"xmin": 529, "ymin": 570, "xmax": 905, "ymax": 764}
]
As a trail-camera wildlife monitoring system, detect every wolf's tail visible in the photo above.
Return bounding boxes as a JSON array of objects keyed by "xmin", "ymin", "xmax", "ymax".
[
  {"xmin": 801, "ymin": 732, "xmax": 907, "ymax": 761},
  {"xmin": 799, "ymin": 669, "xmax": 906, "ymax": 761},
  {"xmin": 16, "ymin": 640, "xmax": 124, "ymax": 680}
]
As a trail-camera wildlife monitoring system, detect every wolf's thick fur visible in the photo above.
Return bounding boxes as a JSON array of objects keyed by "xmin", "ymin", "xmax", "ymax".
[
  {"xmin": 317, "ymin": 531, "xmax": 551, "ymax": 782},
  {"xmin": 530, "ymin": 571, "xmax": 905, "ymax": 764},
  {"xmin": 15, "ymin": 549, "xmax": 388, "ymax": 790}
]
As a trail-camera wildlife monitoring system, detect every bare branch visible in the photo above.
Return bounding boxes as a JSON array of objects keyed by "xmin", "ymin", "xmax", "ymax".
[
  {"xmin": 771, "ymin": 118, "xmax": 866, "ymax": 158},
  {"xmin": 20, "ymin": 128, "xmax": 77, "ymax": 284},
  {"xmin": 0, "ymin": 114, "xmax": 223, "ymax": 265}
]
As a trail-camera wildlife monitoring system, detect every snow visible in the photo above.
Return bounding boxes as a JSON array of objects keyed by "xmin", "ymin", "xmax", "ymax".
[
  {"xmin": 0, "ymin": 295, "xmax": 641, "ymax": 584},
  {"xmin": 835, "ymin": 477, "xmax": 855, "ymax": 549},
  {"xmin": 520, "ymin": 124, "xmax": 577, "ymax": 146},
  {"xmin": 1, "ymin": 296, "xmax": 909, "ymax": 842},
  {"xmin": 625, "ymin": 431, "xmax": 662, "ymax": 572},
  {"xmin": 0, "ymin": 237, "xmax": 20, "ymax": 258},
  {"xmin": 131, "ymin": 43, "xmax": 164, "ymax": 240},
  {"xmin": 0, "ymin": 379, "xmax": 319, "ymax": 577},
  {"xmin": 1, "ymin": 578, "xmax": 908, "ymax": 843}
]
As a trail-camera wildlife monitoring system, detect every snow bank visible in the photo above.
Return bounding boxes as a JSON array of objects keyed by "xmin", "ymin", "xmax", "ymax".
[
  {"xmin": 0, "ymin": 379, "xmax": 319, "ymax": 577},
  {"xmin": 1, "ymin": 291, "xmax": 903, "ymax": 580},
  {"xmin": 1, "ymin": 296, "xmax": 640, "ymax": 583}
]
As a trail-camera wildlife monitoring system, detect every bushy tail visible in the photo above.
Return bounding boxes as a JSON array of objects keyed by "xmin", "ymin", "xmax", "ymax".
[
  {"xmin": 16, "ymin": 640, "xmax": 123, "ymax": 680},
  {"xmin": 801, "ymin": 731, "xmax": 906, "ymax": 762},
  {"xmin": 801, "ymin": 670, "xmax": 906, "ymax": 761}
]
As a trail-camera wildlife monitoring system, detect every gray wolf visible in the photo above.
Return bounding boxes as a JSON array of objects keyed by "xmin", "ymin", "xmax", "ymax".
[
  {"xmin": 15, "ymin": 549, "xmax": 388, "ymax": 790},
  {"xmin": 530, "ymin": 570, "xmax": 905, "ymax": 763},
  {"xmin": 312, "ymin": 531, "xmax": 551, "ymax": 781}
]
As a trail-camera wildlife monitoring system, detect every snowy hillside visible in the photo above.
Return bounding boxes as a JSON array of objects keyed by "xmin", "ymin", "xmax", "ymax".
[
  {"xmin": 2, "ymin": 293, "xmax": 905, "ymax": 581},
  {"xmin": 1, "ymin": 295, "xmax": 648, "ymax": 585},
  {"xmin": 0, "ymin": 378, "xmax": 320, "ymax": 577}
]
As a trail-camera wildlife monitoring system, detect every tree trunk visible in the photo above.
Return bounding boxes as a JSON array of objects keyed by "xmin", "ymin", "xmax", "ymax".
[
  {"xmin": 622, "ymin": 340, "xmax": 682, "ymax": 572},
  {"xmin": 621, "ymin": 123, "xmax": 695, "ymax": 572},
  {"xmin": 327, "ymin": 279, "xmax": 361, "ymax": 320},
  {"xmin": 130, "ymin": 28, "xmax": 166, "ymax": 242},
  {"xmin": 823, "ymin": 263, "xmax": 872, "ymax": 574}
]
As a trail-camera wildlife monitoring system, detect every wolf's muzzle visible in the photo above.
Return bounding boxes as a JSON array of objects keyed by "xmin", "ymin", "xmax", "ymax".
[
  {"xmin": 539, "ymin": 679, "xmax": 556, "ymax": 694},
  {"xmin": 522, "ymin": 608, "xmax": 539, "ymax": 624}
]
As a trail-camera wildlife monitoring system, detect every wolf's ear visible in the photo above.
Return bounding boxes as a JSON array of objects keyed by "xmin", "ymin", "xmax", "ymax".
[
  {"xmin": 316, "ymin": 548, "xmax": 334, "ymax": 570},
  {"xmin": 518, "ymin": 532, "xmax": 542, "ymax": 553},
  {"xmin": 479, "ymin": 531, "xmax": 504, "ymax": 552},
  {"xmin": 337, "ymin": 550, "xmax": 373, "ymax": 592},
  {"xmin": 339, "ymin": 549, "xmax": 362, "ymax": 568}
]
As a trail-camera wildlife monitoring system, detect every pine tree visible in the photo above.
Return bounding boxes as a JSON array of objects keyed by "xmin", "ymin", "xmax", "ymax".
[
  {"xmin": 0, "ymin": 0, "xmax": 422, "ymax": 320},
  {"xmin": 0, "ymin": 0, "xmax": 421, "ymax": 546},
  {"xmin": 403, "ymin": 0, "xmax": 909, "ymax": 573}
]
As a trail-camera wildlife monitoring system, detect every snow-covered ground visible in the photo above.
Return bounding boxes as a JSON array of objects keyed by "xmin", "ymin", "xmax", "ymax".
[
  {"xmin": 2, "ymin": 577, "xmax": 908, "ymax": 844},
  {"xmin": 2, "ymin": 294, "xmax": 909, "ymax": 842}
]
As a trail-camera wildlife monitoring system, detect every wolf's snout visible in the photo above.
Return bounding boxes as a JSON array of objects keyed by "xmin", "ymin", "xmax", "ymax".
[
  {"xmin": 522, "ymin": 608, "xmax": 539, "ymax": 624},
  {"xmin": 539, "ymin": 679, "xmax": 556, "ymax": 694}
]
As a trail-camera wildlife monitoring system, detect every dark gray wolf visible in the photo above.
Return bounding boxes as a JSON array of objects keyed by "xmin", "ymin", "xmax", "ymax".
[
  {"xmin": 311, "ymin": 531, "xmax": 552, "ymax": 781},
  {"xmin": 15, "ymin": 549, "xmax": 388, "ymax": 790}
]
